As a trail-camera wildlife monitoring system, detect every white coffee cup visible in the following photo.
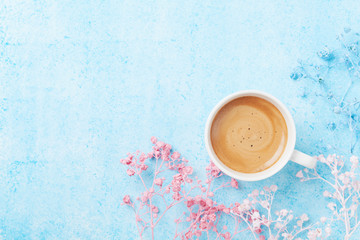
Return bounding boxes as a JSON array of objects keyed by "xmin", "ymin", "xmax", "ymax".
[{"xmin": 204, "ymin": 90, "xmax": 316, "ymax": 181}]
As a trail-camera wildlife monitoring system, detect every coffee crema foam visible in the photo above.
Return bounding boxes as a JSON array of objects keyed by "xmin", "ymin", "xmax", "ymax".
[{"xmin": 210, "ymin": 96, "xmax": 288, "ymax": 173}]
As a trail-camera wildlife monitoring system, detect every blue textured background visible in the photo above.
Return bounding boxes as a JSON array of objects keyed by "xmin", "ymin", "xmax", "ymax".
[{"xmin": 1, "ymin": 0, "xmax": 360, "ymax": 239}]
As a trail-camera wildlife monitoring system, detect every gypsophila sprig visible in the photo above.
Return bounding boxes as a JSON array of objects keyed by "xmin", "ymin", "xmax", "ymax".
[
  {"xmin": 121, "ymin": 137, "xmax": 322, "ymax": 240},
  {"xmin": 291, "ymin": 28, "xmax": 360, "ymax": 153},
  {"xmin": 297, "ymin": 155, "xmax": 360, "ymax": 239}
]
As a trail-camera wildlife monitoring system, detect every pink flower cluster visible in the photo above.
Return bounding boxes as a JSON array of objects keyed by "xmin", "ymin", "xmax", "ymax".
[{"xmin": 121, "ymin": 138, "xmax": 323, "ymax": 240}]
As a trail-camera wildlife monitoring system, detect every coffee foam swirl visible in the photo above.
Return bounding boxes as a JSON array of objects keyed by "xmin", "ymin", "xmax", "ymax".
[{"xmin": 210, "ymin": 96, "xmax": 288, "ymax": 173}]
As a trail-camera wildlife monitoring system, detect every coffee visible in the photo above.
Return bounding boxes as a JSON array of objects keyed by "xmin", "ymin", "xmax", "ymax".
[{"xmin": 210, "ymin": 96, "xmax": 288, "ymax": 173}]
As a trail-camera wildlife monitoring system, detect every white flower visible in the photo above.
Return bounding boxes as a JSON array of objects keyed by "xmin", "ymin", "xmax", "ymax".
[
  {"xmin": 353, "ymin": 180, "xmax": 360, "ymax": 191},
  {"xmin": 320, "ymin": 217, "xmax": 327, "ymax": 223},
  {"xmin": 318, "ymin": 155, "xmax": 326, "ymax": 163},
  {"xmin": 350, "ymin": 156, "xmax": 359, "ymax": 164},
  {"xmin": 323, "ymin": 190, "xmax": 331, "ymax": 197},
  {"xmin": 307, "ymin": 230, "xmax": 318, "ymax": 240},
  {"xmin": 316, "ymin": 228, "xmax": 322, "ymax": 237},
  {"xmin": 296, "ymin": 170, "xmax": 304, "ymax": 178},
  {"xmin": 338, "ymin": 174, "xmax": 344, "ymax": 181},
  {"xmin": 343, "ymin": 177, "xmax": 350, "ymax": 185},
  {"xmin": 275, "ymin": 222, "xmax": 283, "ymax": 229},
  {"xmin": 282, "ymin": 233, "xmax": 292, "ymax": 239},
  {"xmin": 270, "ymin": 185, "xmax": 278, "ymax": 192},
  {"xmin": 327, "ymin": 202, "xmax": 336, "ymax": 211},
  {"xmin": 326, "ymin": 155, "xmax": 335, "ymax": 163},
  {"xmin": 280, "ymin": 209, "xmax": 289, "ymax": 216},
  {"xmin": 297, "ymin": 220, "xmax": 303, "ymax": 227},
  {"xmin": 260, "ymin": 200, "xmax": 269, "ymax": 209},
  {"xmin": 252, "ymin": 211, "xmax": 260, "ymax": 219},
  {"xmin": 350, "ymin": 204, "xmax": 357, "ymax": 217},
  {"xmin": 300, "ymin": 213, "xmax": 309, "ymax": 221}
]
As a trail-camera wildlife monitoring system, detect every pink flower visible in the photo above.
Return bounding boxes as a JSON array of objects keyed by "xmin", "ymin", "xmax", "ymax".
[
  {"xmin": 161, "ymin": 150, "xmax": 170, "ymax": 161},
  {"xmin": 207, "ymin": 162, "xmax": 221, "ymax": 177},
  {"xmin": 199, "ymin": 221, "xmax": 209, "ymax": 229},
  {"xmin": 156, "ymin": 141, "xmax": 165, "ymax": 149},
  {"xmin": 152, "ymin": 206, "xmax": 159, "ymax": 213},
  {"xmin": 140, "ymin": 164, "xmax": 148, "ymax": 171},
  {"xmin": 185, "ymin": 231, "xmax": 192, "ymax": 239},
  {"xmin": 151, "ymin": 136, "xmax": 157, "ymax": 144},
  {"xmin": 231, "ymin": 178, "xmax": 239, "ymax": 188},
  {"xmin": 139, "ymin": 153, "xmax": 147, "ymax": 163},
  {"xmin": 147, "ymin": 152, "xmax": 153, "ymax": 158},
  {"xmin": 184, "ymin": 166, "xmax": 193, "ymax": 174},
  {"xmin": 121, "ymin": 157, "xmax": 132, "ymax": 165},
  {"xmin": 123, "ymin": 195, "xmax": 131, "ymax": 205},
  {"xmin": 154, "ymin": 150, "xmax": 160, "ymax": 158},
  {"xmin": 259, "ymin": 236, "xmax": 265, "ymax": 240},
  {"xmin": 171, "ymin": 151, "xmax": 181, "ymax": 160},
  {"xmin": 127, "ymin": 169, "xmax": 135, "ymax": 176},
  {"xmin": 208, "ymin": 213, "xmax": 216, "ymax": 222},
  {"xmin": 199, "ymin": 199, "xmax": 207, "ymax": 208},
  {"xmin": 254, "ymin": 227, "xmax": 262, "ymax": 234},
  {"xmin": 172, "ymin": 192, "xmax": 181, "ymax": 201},
  {"xmin": 206, "ymin": 198, "xmax": 213, "ymax": 207},
  {"xmin": 186, "ymin": 199, "xmax": 195, "ymax": 207},
  {"xmin": 222, "ymin": 232, "xmax": 231, "ymax": 240},
  {"xmin": 154, "ymin": 178, "xmax": 163, "ymax": 187},
  {"xmin": 141, "ymin": 192, "xmax": 149, "ymax": 202},
  {"xmin": 164, "ymin": 143, "xmax": 172, "ymax": 151}
]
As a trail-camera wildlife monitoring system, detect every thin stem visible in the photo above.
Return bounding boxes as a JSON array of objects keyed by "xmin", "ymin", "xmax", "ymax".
[{"xmin": 235, "ymin": 213, "xmax": 258, "ymax": 240}]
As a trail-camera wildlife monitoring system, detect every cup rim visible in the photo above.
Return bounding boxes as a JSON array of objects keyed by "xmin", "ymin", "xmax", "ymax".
[{"xmin": 204, "ymin": 90, "xmax": 296, "ymax": 181}]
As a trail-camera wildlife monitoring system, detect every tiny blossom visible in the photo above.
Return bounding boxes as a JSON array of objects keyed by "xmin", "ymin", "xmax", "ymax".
[
  {"xmin": 123, "ymin": 195, "xmax": 131, "ymax": 205},
  {"xmin": 140, "ymin": 164, "xmax": 148, "ymax": 171},
  {"xmin": 270, "ymin": 185, "xmax": 278, "ymax": 192},
  {"xmin": 231, "ymin": 178, "xmax": 239, "ymax": 189},
  {"xmin": 252, "ymin": 189, "xmax": 259, "ymax": 197},
  {"xmin": 150, "ymin": 136, "xmax": 157, "ymax": 144},
  {"xmin": 280, "ymin": 209, "xmax": 288, "ymax": 216},
  {"xmin": 154, "ymin": 178, "xmax": 163, "ymax": 187},
  {"xmin": 350, "ymin": 156, "xmax": 359, "ymax": 164},
  {"xmin": 296, "ymin": 170, "xmax": 304, "ymax": 178},
  {"xmin": 323, "ymin": 190, "xmax": 330, "ymax": 197},
  {"xmin": 171, "ymin": 151, "xmax": 181, "ymax": 160},
  {"xmin": 127, "ymin": 168, "xmax": 135, "ymax": 176},
  {"xmin": 300, "ymin": 214, "xmax": 309, "ymax": 222}
]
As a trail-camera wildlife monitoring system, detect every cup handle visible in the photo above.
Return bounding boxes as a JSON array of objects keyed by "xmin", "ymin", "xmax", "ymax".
[{"xmin": 290, "ymin": 150, "xmax": 317, "ymax": 169}]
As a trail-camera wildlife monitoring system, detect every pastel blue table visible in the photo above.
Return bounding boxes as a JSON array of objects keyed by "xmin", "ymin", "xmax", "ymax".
[{"xmin": 1, "ymin": 1, "xmax": 360, "ymax": 239}]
